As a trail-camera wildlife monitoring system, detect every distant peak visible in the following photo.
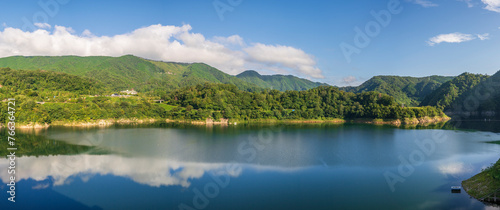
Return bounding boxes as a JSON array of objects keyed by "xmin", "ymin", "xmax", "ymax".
[
  {"xmin": 119, "ymin": 54, "xmax": 141, "ymax": 59},
  {"xmin": 237, "ymin": 70, "xmax": 261, "ymax": 77}
]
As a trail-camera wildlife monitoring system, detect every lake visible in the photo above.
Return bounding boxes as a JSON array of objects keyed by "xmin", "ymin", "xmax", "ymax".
[{"xmin": 1, "ymin": 122, "xmax": 500, "ymax": 210}]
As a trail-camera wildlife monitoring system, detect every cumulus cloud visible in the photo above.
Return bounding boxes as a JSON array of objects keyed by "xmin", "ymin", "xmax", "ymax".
[
  {"xmin": 427, "ymin": 32, "xmax": 489, "ymax": 46},
  {"xmin": 0, "ymin": 24, "xmax": 324, "ymax": 79},
  {"xmin": 212, "ymin": 35, "xmax": 245, "ymax": 47},
  {"xmin": 34, "ymin": 22, "xmax": 51, "ymax": 29},
  {"xmin": 244, "ymin": 44, "xmax": 324, "ymax": 78},
  {"xmin": 407, "ymin": 0, "xmax": 439, "ymax": 7},
  {"xmin": 482, "ymin": 0, "xmax": 500, "ymax": 12}
]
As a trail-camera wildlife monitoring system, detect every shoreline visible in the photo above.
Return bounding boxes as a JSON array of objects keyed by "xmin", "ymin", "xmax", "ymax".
[
  {"xmin": 9, "ymin": 116, "xmax": 450, "ymax": 129},
  {"xmin": 462, "ymin": 158, "xmax": 500, "ymax": 206}
]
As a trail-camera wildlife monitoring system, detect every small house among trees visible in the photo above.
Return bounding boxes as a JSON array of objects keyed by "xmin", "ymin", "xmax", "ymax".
[{"xmin": 120, "ymin": 89, "xmax": 138, "ymax": 95}]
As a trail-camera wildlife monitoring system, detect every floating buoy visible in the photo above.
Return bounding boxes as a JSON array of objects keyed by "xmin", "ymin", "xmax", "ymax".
[{"xmin": 451, "ymin": 186, "xmax": 461, "ymax": 193}]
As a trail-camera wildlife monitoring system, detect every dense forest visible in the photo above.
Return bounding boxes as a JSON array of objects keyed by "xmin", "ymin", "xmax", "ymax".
[
  {"xmin": 6, "ymin": 58, "xmax": 496, "ymax": 125},
  {"xmin": 1, "ymin": 96, "xmax": 168, "ymax": 124},
  {"xmin": 0, "ymin": 66, "xmax": 445, "ymax": 125},
  {"xmin": 0, "ymin": 68, "xmax": 106, "ymax": 100},
  {"xmin": 341, "ymin": 75, "xmax": 454, "ymax": 106},
  {"xmin": 447, "ymin": 70, "xmax": 500, "ymax": 119},
  {"xmin": 162, "ymin": 83, "xmax": 444, "ymax": 121},
  {"xmin": 236, "ymin": 70, "xmax": 328, "ymax": 91},
  {"xmin": 419, "ymin": 72, "xmax": 489, "ymax": 110}
]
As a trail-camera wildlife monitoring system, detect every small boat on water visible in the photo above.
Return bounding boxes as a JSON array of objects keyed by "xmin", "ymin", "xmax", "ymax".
[{"xmin": 451, "ymin": 186, "xmax": 461, "ymax": 193}]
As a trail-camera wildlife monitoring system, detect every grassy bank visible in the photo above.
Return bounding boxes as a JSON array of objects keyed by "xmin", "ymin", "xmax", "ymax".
[{"xmin": 462, "ymin": 158, "xmax": 500, "ymax": 203}]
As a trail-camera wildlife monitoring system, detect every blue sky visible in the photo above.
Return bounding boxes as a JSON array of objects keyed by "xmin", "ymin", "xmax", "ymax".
[{"xmin": 0, "ymin": 0, "xmax": 499, "ymax": 86}]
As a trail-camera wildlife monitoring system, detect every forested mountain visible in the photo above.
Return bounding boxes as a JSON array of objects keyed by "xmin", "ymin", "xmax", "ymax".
[
  {"xmin": 0, "ymin": 71, "xmax": 445, "ymax": 125},
  {"xmin": 0, "ymin": 55, "xmax": 263, "ymax": 94},
  {"xmin": 447, "ymin": 70, "xmax": 500, "ymax": 119},
  {"xmin": 236, "ymin": 70, "xmax": 328, "ymax": 91},
  {"xmin": 163, "ymin": 83, "xmax": 444, "ymax": 121},
  {"xmin": 419, "ymin": 73, "xmax": 489, "ymax": 110},
  {"xmin": 340, "ymin": 75, "xmax": 454, "ymax": 106}
]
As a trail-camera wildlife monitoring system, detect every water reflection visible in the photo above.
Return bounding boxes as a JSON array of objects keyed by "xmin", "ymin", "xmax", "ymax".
[
  {"xmin": 44, "ymin": 125, "xmax": 500, "ymax": 168},
  {"xmin": 0, "ymin": 154, "xmax": 314, "ymax": 188},
  {"xmin": 0, "ymin": 155, "xmax": 244, "ymax": 187},
  {"xmin": 437, "ymin": 162, "xmax": 474, "ymax": 176}
]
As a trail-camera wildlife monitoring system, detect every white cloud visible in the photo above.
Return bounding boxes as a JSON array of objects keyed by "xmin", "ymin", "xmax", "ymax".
[
  {"xmin": 212, "ymin": 35, "xmax": 245, "ymax": 47},
  {"xmin": 482, "ymin": 0, "xmax": 500, "ymax": 12},
  {"xmin": 408, "ymin": 0, "xmax": 439, "ymax": 7},
  {"xmin": 477, "ymin": 33, "xmax": 490, "ymax": 40},
  {"xmin": 427, "ymin": 32, "xmax": 489, "ymax": 46},
  {"xmin": 34, "ymin": 22, "xmax": 51, "ymax": 29},
  {"xmin": 244, "ymin": 43, "xmax": 324, "ymax": 78},
  {"xmin": 81, "ymin": 29, "xmax": 93, "ymax": 37},
  {"xmin": 0, "ymin": 24, "xmax": 324, "ymax": 79}
]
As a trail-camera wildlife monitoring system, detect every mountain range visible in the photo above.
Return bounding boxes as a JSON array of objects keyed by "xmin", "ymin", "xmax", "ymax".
[
  {"xmin": 0, "ymin": 55, "xmax": 264, "ymax": 94},
  {"xmin": 0, "ymin": 55, "xmax": 498, "ymax": 117},
  {"xmin": 340, "ymin": 75, "xmax": 454, "ymax": 106},
  {"xmin": 0, "ymin": 55, "xmax": 330, "ymax": 93}
]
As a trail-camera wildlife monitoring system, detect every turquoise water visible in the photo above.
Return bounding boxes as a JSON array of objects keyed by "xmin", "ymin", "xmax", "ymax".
[{"xmin": 1, "ymin": 123, "xmax": 500, "ymax": 209}]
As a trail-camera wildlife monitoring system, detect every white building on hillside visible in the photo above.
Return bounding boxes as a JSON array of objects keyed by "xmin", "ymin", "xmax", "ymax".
[{"xmin": 120, "ymin": 89, "xmax": 138, "ymax": 95}]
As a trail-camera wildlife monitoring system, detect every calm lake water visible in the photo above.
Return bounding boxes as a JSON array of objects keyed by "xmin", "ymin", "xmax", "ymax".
[{"xmin": 1, "ymin": 122, "xmax": 500, "ymax": 210}]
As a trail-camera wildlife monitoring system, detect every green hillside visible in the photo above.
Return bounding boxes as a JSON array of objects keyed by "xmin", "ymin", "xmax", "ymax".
[
  {"xmin": 448, "ymin": 70, "xmax": 500, "ymax": 119},
  {"xmin": 0, "ymin": 67, "xmax": 106, "ymax": 100},
  {"xmin": 236, "ymin": 70, "xmax": 328, "ymax": 91},
  {"xmin": 163, "ymin": 83, "xmax": 445, "ymax": 121},
  {"xmin": 0, "ymin": 55, "xmax": 262, "ymax": 94},
  {"xmin": 419, "ymin": 73, "xmax": 489, "ymax": 110},
  {"xmin": 340, "ymin": 75, "xmax": 454, "ymax": 106}
]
